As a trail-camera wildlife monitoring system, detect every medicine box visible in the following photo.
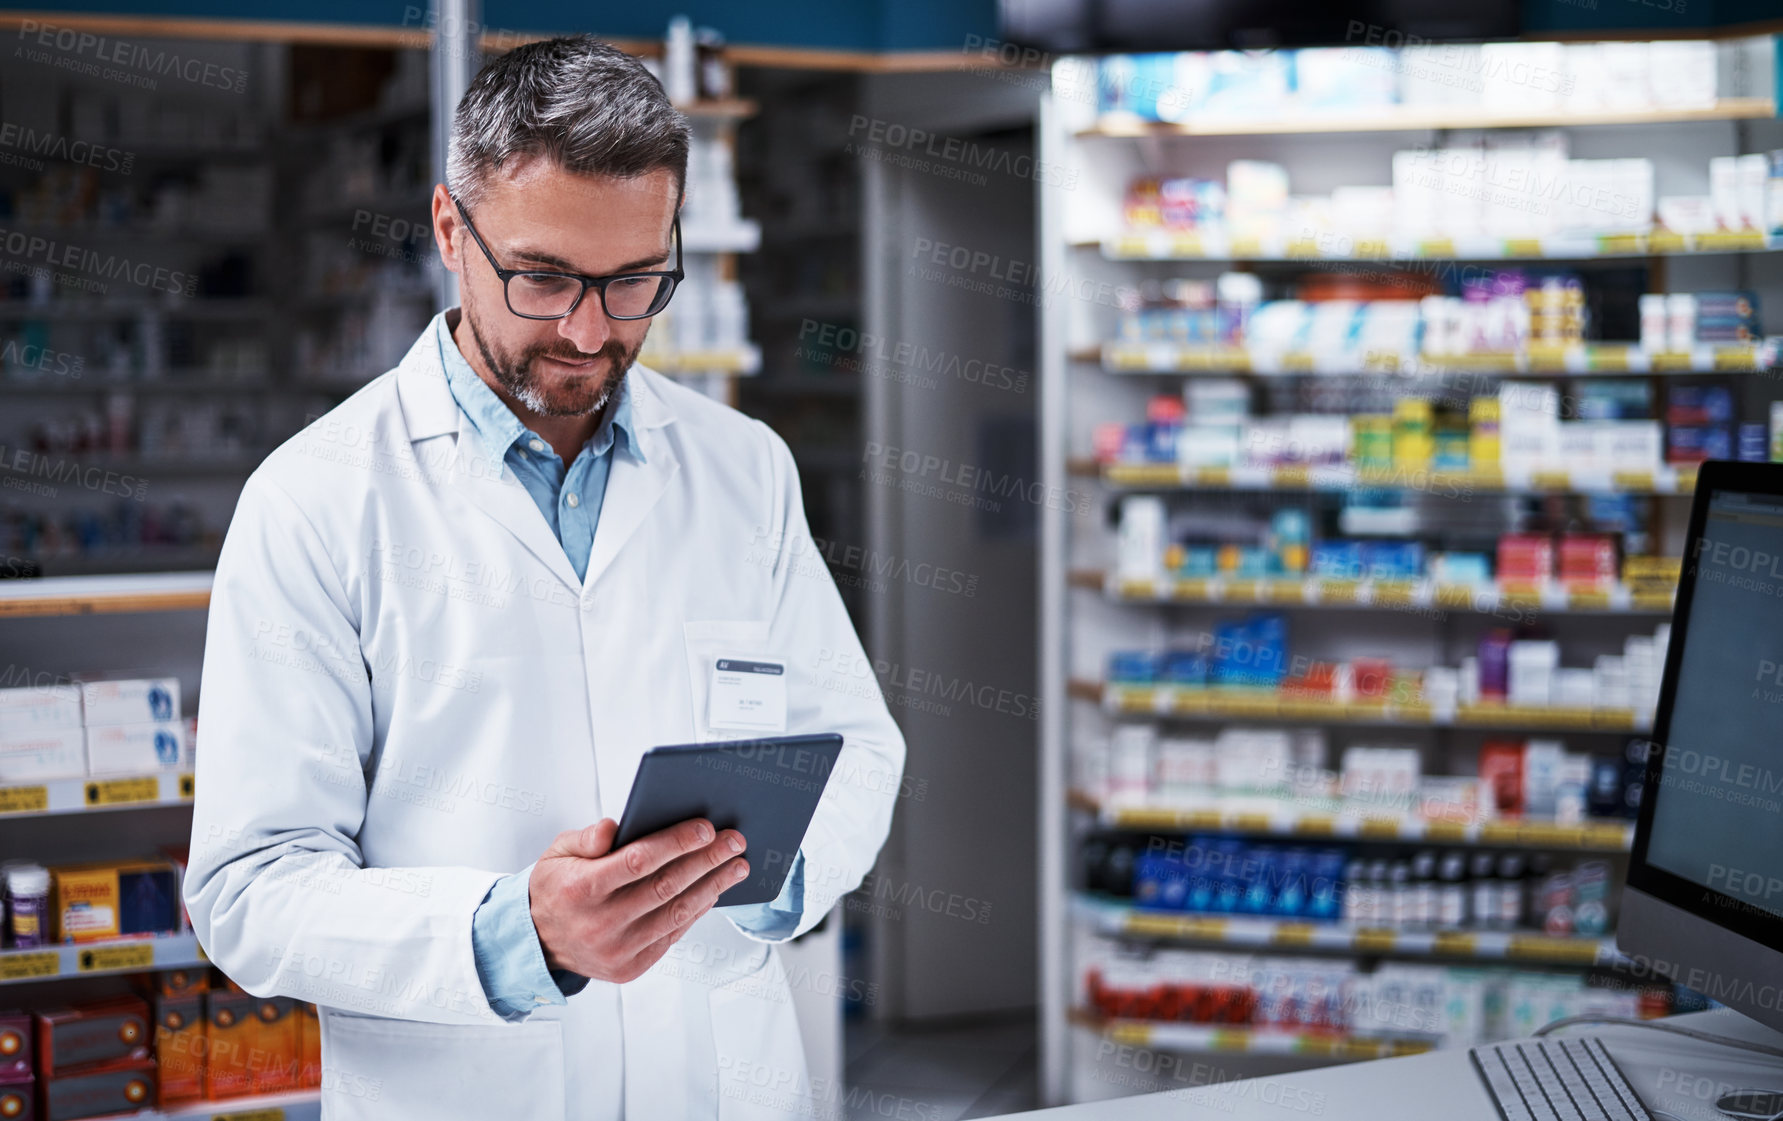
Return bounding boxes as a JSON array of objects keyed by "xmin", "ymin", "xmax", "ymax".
[
  {"xmin": 77, "ymin": 679, "xmax": 179, "ymax": 728},
  {"xmin": 83, "ymin": 722, "xmax": 184, "ymax": 776},
  {"xmin": 49, "ymin": 861, "xmax": 182, "ymax": 944},
  {"xmin": 0, "ymin": 686, "xmax": 82, "ymax": 733},
  {"xmin": 248, "ymin": 996, "xmax": 301, "ymax": 1095},
  {"xmin": 41, "ymin": 1060, "xmax": 154, "ymax": 1121},
  {"xmin": 0, "ymin": 1075, "xmax": 29, "ymax": 1121},
  {"xmin": 202, "ymin": 989, "xmax": 256, "ymax": 1100},
  {"xmin": 34, "ymin": 998, "xmax": 150, "ymax": 1077},
  {"xmin": 0, "ymin": 728, "xmax": 86, "ymax": 783},
  {"xmin": 151, "ymin": 995, "xmax": 203, "ymax": 1107},
  {"xmin": 0, "ymin": 1012, "xmax": 31, "ymax": 1077}
]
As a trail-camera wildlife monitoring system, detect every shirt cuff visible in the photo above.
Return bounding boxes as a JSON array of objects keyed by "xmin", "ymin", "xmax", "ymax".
[
  {"xmin": 471, "ymin": 866, "xmax": 589, "ymax": 1020},
  {"xmin": 723, "ymin": 849, "xmax": 805, "ymax": 941}
]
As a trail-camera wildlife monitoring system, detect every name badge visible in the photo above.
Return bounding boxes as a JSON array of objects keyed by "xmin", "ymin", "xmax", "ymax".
[{"xmin": 708, "ymin": 658, "xmax": 787, "ymax": 733}]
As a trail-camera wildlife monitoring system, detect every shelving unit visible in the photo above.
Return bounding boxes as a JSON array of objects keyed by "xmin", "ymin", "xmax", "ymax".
[{"xmin": 1037, "ymin": 36, "xmax": 1783, "ymax": 1108}]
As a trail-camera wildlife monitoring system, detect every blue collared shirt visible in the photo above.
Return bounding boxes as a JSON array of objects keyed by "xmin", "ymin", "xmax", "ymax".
[{"xmin": 437, "ymin": 317, "xmax": 806, "ymax": 1020}]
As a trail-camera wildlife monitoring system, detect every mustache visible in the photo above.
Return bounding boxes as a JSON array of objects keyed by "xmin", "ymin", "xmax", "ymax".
[{"xmin": 529, "ymin": 344, "xmax": 611, "ymax": 363}]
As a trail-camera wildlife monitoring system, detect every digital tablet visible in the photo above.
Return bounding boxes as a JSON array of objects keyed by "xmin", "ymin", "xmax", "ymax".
[{"xmin": 613, "ymin": 733, "xmax": 845, "ymax": 906}]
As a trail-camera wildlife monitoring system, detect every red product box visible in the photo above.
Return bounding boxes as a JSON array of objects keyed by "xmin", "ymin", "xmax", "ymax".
[
  {"xmin": 33, "ymin": 1000, "xmax": 149, "ymax": 1079},
  {"xmin": 0, "ymin": 1074, "xmax": 30, "ymax": 1121},
  {"xmin": 1480, "ymin": 741, "xmax": 1527, "ymax": 817},
  {"xmin": 1351, "ymin": 658, "xmax": 1393, "ymax": 699},
  {"xmin": 1559, "ymin": 536, "xmax": 1618, "ymax": 588},
  {"xmin": 1496, "ymin": 535, "xmax": 1553, "ymax": 584},
  {"xmin": 151, "ymin": 995, "xmax": 204, "ymax": 1107},
  {"xmin": 0, "ymin": 1013, "xmax": 31, "ymax": 1079},
  {"xmin": 40, "ymin": 1061, "xmax": 153, "ymax": 1121}
]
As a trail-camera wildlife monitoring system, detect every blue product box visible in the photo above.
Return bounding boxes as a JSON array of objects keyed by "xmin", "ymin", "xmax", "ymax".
[
  {"xmin": 1134, "ymin": 850, "xmax": 1193, "ymax": 911},
  {"xmin": 1361, "ymin": 541, "xmax": 1425, "ymax": 581},
  {"xmin": 1145, "ymin": 422, "xmax": 1178, "ymax": 463},
  {"xmin": 1240, "ymin": 846, "xmax": 1277, "ymax": 914},
  {"xmin": 1246, "ymin": 613, "xmax": 1289, "ymax": 685},
  {"xmin": 1310, "ymin": 541, "xmax": 1364, "ymax": 581},
  {"xmin": 1271, "ymin": 848, "xmax": 1309, "ymax": 917},
  {"xmin": 1120, "ymin": 426, "xmax": 1150, "ymax": 463},
  {"xmin": 1179, "ymin": 546, "xmax": 1219, "ymax": 576},
  {"xmin": 1159, "ymin": 650, "xmax": 1208, "ymax": 685},
  {"xmin": 1210, "ymin": 839, "xmax": 1246, "ymax": 913},
  {"xmin": 1740, "ymin": 424, "xmax": 1768, "ymax": 461},
  {"xmin": 1108, "ymin": 651, "xmax": 1161, "ymax": 683},
  {"xmin": 1185, "ymin": 836, "xmax": 1217, "ymax": 912},
  {"xmin": 1306, "ymin": 849, "xmax": 1345, "ymax": 922},
  {"xmin": 1232, "ymin": 547, "xmax": 1272, "ymax": 578}
]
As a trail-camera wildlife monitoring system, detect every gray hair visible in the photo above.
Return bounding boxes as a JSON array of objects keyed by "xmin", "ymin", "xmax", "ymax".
[{"xmin": 446, "ymin": 35, "xmax": 689, "ymax": 208}]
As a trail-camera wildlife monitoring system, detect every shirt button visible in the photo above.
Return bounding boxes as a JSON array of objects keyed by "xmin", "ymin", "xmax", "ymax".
[
  {"xmin": 565, "ymin": 492, "xmax": 580, "ymax": 508},
  {"xmin": 529, "ymin": 439, "xmax": 546, "ymax": 453},
  {"xmin": 533, "ymin": 996, "xmax": 550, "ymax": 1004}
]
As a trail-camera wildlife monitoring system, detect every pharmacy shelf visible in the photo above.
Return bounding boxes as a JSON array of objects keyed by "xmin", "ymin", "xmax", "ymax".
[
  {"xmin": 642, "ymin": 346, "xmax": 763, "ymax": 375},
  {"xmin": 1076, "ymin": 459, "xmax": 1701, "ymax": 497},
  {"xmin": 1080, "ymin": 229, "xmax": 1777, "ymax": 263},
  {"xmin": 0, "ymin": 571, "xmax": 212, "ymax": 617},
  {"xmin": 1077, "ymin": 97, "xmax": 1777, "ymax": 139},
  {"xmin": 1073, "ymin": 1010, "xmax": 1436, "ymax": 1059},
  {"xmin": 0, "ymin": 299, "xmax": 274, "ymax": 321},
  {"xmin": 0, "ymin": 932, "xmax": 202, "ymax": 985},
  {"xmin": 682, "ymin": 98, "xmax": 760, "ymax": 121},
  {"xmin": 1070, "ymin": 789, "xmax": 1634, "ymax": 851},
  {"xmin": 683, "ymin": 220, "xmax": 763, "ymax": 253},
  {"xmin": 1078, "ymin": 679, "xmax": 1650, "ymax": 734},
  {"xmin": 1078, "ymin": 896, "xmax": 1621, "ymax": 965},
  {"xmin": 29, "ymin": 547, "xmax": 223, "ymax": 578},
  {"xmin": 1087, "ymin": 341, "xmax": 1777, "ymax": 376},
  {"xmin": 1, "ymin": 376, "xmax": 287, "ymax": 396},
  {"xmin": 32, "ymin": 454, "xmax": 265, "ymax": 478},
  {"xmin": 158, "ymin": 1089, "xmax": 320, "ymax": 1121},
  {"xmin": 0, "ymin": 771, "xmax": 193, "ymax": 816},
  {"xmin": 1076, "ymin": 570, "xmax": 1676, "ymax": 616}
]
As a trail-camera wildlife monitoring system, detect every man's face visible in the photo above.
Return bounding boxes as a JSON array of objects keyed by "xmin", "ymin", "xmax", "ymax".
[{"xmin": 433, "ymin": 160, "xmax": 679, "ymax": 417}]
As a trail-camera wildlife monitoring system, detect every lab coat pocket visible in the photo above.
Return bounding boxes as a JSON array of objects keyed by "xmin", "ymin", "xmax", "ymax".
[
  {"xmin": 683, "ymin": 619, "xmax": 776, "ymax": 742},
  {"xmin": 707, "ymin": 948, "xmax": 810, "ymax": 1121},
  {"xmin": 318, "ymin": 1009, "xmax": 566, "ymax": 1121}
]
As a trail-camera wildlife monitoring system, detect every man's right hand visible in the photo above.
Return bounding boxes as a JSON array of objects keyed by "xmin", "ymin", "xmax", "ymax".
[{"xmin": 528, "ymin": 817, "xmax": 749, "ymax": 984}]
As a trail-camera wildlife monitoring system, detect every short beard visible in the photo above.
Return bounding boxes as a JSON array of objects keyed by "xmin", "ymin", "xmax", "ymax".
[{"xmin": 463, "ymin": 293, "xmax": 640, "ymax": 418}]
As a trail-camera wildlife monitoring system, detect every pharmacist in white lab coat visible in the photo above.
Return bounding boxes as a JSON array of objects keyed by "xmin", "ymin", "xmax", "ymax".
[{"xmin": 184, "ymin": 36, "xmax": 904, "ymax": 1121}]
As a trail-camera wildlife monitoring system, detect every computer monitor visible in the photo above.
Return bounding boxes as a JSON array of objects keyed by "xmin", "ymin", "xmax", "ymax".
[{"xmin": 1622, "ymin": 460, "xmax": 1783, "ymax": 1034}]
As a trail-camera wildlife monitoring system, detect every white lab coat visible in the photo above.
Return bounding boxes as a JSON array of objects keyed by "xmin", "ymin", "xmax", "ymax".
[{"xmin": 185, "ymin": 318, "xmax": 905, "ymax": 1120}]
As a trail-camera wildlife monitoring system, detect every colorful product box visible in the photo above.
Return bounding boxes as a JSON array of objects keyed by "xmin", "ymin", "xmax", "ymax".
[
  {"xmin": 82, "ymin": 722, "xmax": 184, "ymax": 776},
  {"xmin": 50, "ymin": 861, "xmax": 183, "ymax": 944},
  {"xmin": 1480, "ymin": 742, "xmax": 1526, "ymax": 817},
  {"xmin": 150, "ymin": 967, "xmax": 209, "ymax": 999},
  {"xmin": 41, "ymin": 1061, "xmax": 153, "ymax": 1121},
  {"xmin": 0, "ymin": 728, "xmax": 86, "ymax": 783},
  {"xmin": 151, "ymin": 995, "xmax": 203, "ymax": 1107},
  {"xmin": 0, "ymin": 1013, "xmax": 30, "ymax": 1078},
  {"xmin": 34, "ymin": 999, "xmax": 150, "ymax": 1078},
  {"xmin": 0, "ymin": 1075, "xmax": 30, "ymax": 1121},
  {"xmin": 0, "ymin": 687, "xmax": 82, "ymax": 734},
  {"xmin": 1497, "ymin": 535, "xmax": 1553, "ymax": 584},
  {"xmin": 202, "ymin": 990, "xmax": 255, "ymax": 1100},
  {"xmin": 76, "ymin": 679, "xmax": 179, "ymax": 728},
  {"xmin": 1559, "ymin": 536, "xmax": 1618, "ymax": 589},
  {"xmin": 247, "ymin": 996, "xmax": 301, "ymax": 1095}
]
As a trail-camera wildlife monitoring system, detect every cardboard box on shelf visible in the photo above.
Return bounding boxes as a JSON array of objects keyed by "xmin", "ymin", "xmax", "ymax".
[
  {"xmin": 76, "ymin": 679, "xmax": 179, "ymax": 728},
  {"xmin": 0, "ymin": 728, "xmax": 86, "ymax": 783},
  {"xmin": 41, "ymin": 1060, "xmax": 154, "ymax": 1121},
  {"xmin": 152, "ymin": 994, "xmax": 204, "ymax": 1107},
  {"xmin": 34, "ymin": 998, "xmax": 150, "ymax": 1078},
  {"xmin": 202, "ymin": 989, "xmax": 255, "ymax": 1100},
  {"xmin": 0, "ymin": 1012, "xmax": 31, "ymax": 1078},
  {"xmin": 49, "ymin": 860, "xmax": 183, "ymax": 944},
  {"xmin": 0, "ymin": 687, "xmax": 82, "ymax": 734},
  {"xmin": 82, "ymin": 721, "xmax": 184, "ymax": 775}
]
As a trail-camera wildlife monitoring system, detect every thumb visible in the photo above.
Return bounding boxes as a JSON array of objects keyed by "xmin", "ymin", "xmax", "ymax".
[{"xmin": 545, "ymin": 818, "xmax": 617, "ymax": 860}]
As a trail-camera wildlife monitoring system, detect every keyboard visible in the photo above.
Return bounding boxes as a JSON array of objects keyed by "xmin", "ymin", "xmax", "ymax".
[{"xmin": 1470, "ymin": 1036, "xmax": 1652, "ymax": 1121}]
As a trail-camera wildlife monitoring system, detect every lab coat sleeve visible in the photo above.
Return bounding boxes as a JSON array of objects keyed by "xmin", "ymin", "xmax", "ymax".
[
  {"xmin": 727, "ymin": 424, "xmax": 906, "ymax": 943},
  {"xmin": 184, "ymin": 471, "xmax": 508, "ymax": 1025}
]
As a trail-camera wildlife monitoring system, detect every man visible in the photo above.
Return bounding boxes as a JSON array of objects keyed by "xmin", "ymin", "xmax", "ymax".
[{"xmin": 185, "ymin": 36, "xmax": 904, "ymax": 1121}]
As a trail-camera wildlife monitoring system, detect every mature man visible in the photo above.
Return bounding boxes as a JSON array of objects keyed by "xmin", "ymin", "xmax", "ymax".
[{"xmin": 185, "ymin": 36, "xmax": 904, "ymax": 1121}]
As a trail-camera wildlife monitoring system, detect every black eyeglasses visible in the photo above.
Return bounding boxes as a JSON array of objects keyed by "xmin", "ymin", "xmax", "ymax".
[{"xmin": 449, "ymin": 192, "xmax": 683, "ymax": 321}]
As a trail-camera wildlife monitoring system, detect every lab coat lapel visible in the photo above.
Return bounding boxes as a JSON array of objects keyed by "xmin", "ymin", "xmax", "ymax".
[
  {"xmin": 583, "ymin": 370, "xmax": 680, "ymax": 589},
  {"xmin": 449, "ymin": 411, "xmax": 585, "ymax": 593}
]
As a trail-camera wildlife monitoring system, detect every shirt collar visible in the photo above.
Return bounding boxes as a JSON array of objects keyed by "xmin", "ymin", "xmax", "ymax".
[{"xmin": 435, "ymin": 312, "xmax": 643, "ymax": 472}]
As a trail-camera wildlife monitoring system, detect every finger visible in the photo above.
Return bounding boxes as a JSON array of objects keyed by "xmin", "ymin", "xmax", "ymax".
[
  {"xmin": 607, "ymin": 827, "xmax": 745, "ymax": 922},
  {"xmin": 593, "ymin": 817, "xmax": 721, "ymax": 895},
  {"xmin": 543, "ymin": 818, "xmax": 617, "ymax": 861},
  {"xmin": 629, "ymin": 855, "xmax": 750, "ymax": 947}
]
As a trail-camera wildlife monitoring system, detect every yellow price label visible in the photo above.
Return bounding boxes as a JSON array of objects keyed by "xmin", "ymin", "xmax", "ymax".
[
  {"xmin": 1519, "ymin": 823, "xmax": 1586, "ymax": 847},
  {"xmin": 1583, "ymin": 823, "xmax": 1632, "ymax": 849},
  {"xmin": 1530, "ymin": 470, "xmax": 1571, "ymax": 490},
  {"xmin": 1425, "ymin": 822, "xmax": 1469, "ymax": 843},
  {"xmin": 1318, "ymin": 581, "xmax": 1360, "ymax": 605},
  {"xmin": 1359, "ymin": 817, "xmax": 1403, "ymax": 839},
  {"xmin": 1285, "ymin": 238, "xmax": 1321, "ymax": 258},
  {"xmin": 1433, "ymin": 931, "xmax": 1479, "ymax": 957},
  {"xmin": 1279, "ymin": 352, "xmax": 1317, "ymax": 372},
  {"xmin": 1508, "ymin": 936, "xmax": 1597, "ymax": 964},
  {"xmin": 1697, "ymin": 230, "xmax": 1765, "ymax": 251},
  {"xmin": 0, "ymin": 786, "xmax": 48, "ymax": 814},
  {"xmin": 1433, "ymin": 585, "xmax": 1476, "ymax": 609},
  {"xmin": 83, "ymin": 777, "xmax": 160, "ymax": 808},
  {"xmin": 1588, "ymin": 347, "xmax": 1632, "ymax": 373},
  {"xmin": 1418, "ymin": 238, "xmax": 1457, "ymax": 258},
  {"xmin": 1109, "ymin": 235, "xmax": 1149, "ymax": 258},
  {"xmin": 1165, "ymin": 234, "xmax": 1205, "ymax": 257},
  {"xmin": 1354, "ymin": 929, "xmax": 1396, "ymax": 953},
  {"xmin": 1180, "ymin": 810, "xmax": 1224, "ymax": 830},
  {"xmin": 1714, "ymin": 348, "xmax": 1758, "ymax": 372},
  {"xmin": 1479, "ymin": 821, "xmax": 1522, "ymax": 844},
  {"xmin": 1265, "ymin": 582, "xmax": 1307, "ymax": 605},
  {"xmin": 1224, "ymin": 580, "xmax": 1263, "ymax": 601},
  {"xmin": 1230, "ymin": 812, "xmax": 1273, "ymax": 833},
  {"xmin": 1613, "ymin": 471, "xmax": 1656, "ymax": 493},
  {"xmin": 1373, "ymin": 582, "xmax": 1417, "ymax": 607},
  {"xmin": 1651, "ymin": 351, "xmax": 1694, "ymax": 372},
  {"xmin": 1273, "ymin": 464, "xmax": 1310, "ymax": 487},
  {"xmin": 78, "ymin": 943, "xmax": 156, "ymax": 973},
  {"xmin": 1168, "ymin": 579, "xmax": 1211, "ymax": 602},
  {"xmin": 1228, "ymin": 237, "xmax": 1263, "ymax": 259},
  {"xmin": 1568, "ymin": 589, "xmax": 1612, "ymax": 610},
  {"xmin": 1195, "ymin": 466, "xmax": 1232, "ymax": 487},
  {"xmin": 211, "ymin": 1109, "xmax": 287, "ymax": 1121},
  {"xmin": 1503, "ymin": 238, "xmax": 1544, "ymax": 258},
  {"xmin": 1209, "ymin": 1029, "xmax": 1252, "ymax": 1052},
  {"xmin": 0, "ymin": 952, "xmax": 58, "ymax": 981},
  {"xmin": 1273, "ymin": 923, "xmax": 1316, "ymax": 948},
  {"xmin": 1294, "ymin": 814, "xmax": 1337, "ymax": 836},
  {"xmin": 1631, "ymin": 591, "xmax": 1674, "ymax": 612},
  {"xmin": 1598, "ymin": 233, "xmax": 1643, "ymax": 255},
  {"xmin": 179, "ymin": 773, "xmax": 195, "ymax": 799},
  {"xmin": 1116, "ymin": 579, "xmax": 1158, "ymax": 600},
  {"xmin": 1110, "ymin": 687, "xmax": 1155, "ymax": 713},
  {"xmin": 1648, "ymin": 231, "xmax": 1687, "ymax": 254},
  {"xmin": 1353, "ymin": 239, "xmax": 1390, "ymax": 259}
]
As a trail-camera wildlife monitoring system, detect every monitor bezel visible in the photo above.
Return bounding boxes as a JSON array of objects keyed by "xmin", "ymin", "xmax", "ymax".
[{"xmin": 1626, "ymin": 459, "xmax": 1783, "ymax": 956}]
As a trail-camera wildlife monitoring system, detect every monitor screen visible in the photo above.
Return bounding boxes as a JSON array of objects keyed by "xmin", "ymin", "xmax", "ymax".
[{"xmin": 1642, "ymin": 487, "xmax": 1783, "ymax": 922}]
